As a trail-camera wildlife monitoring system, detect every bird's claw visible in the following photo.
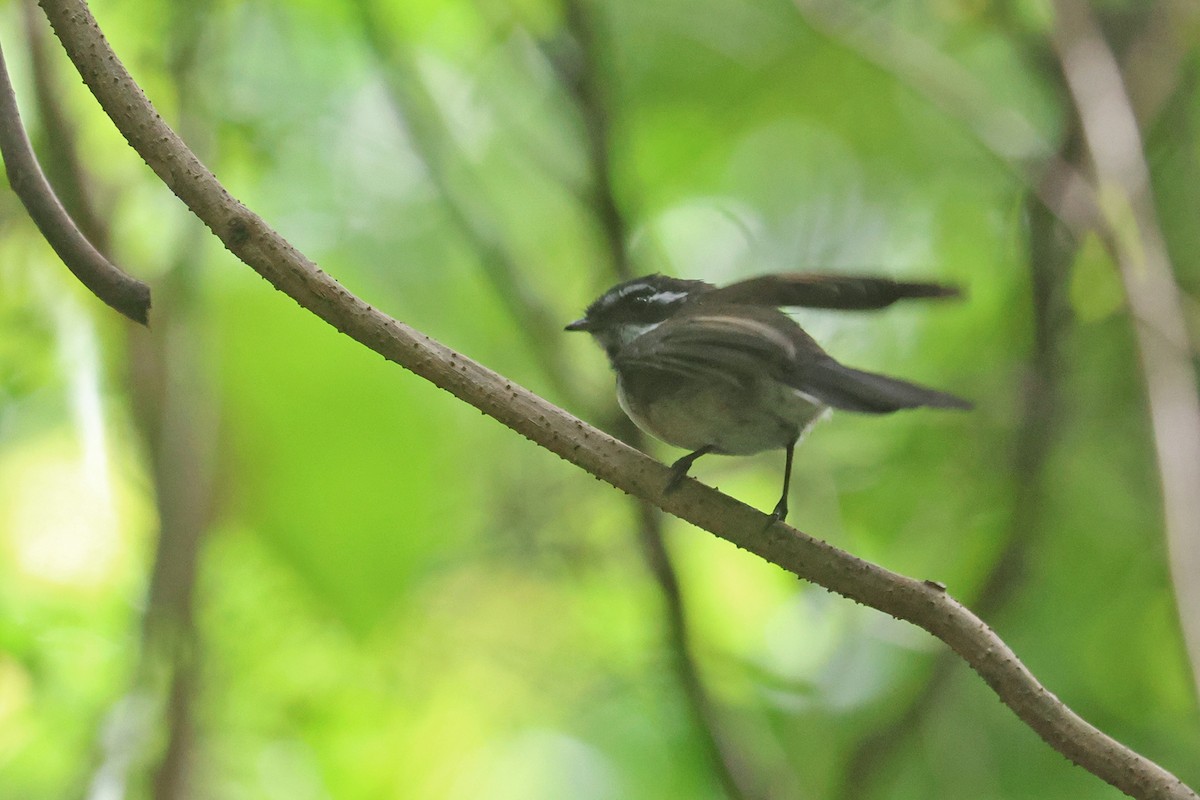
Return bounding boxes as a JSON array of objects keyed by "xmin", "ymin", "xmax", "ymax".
[{"xmin": 664, "ymin": 463, "xmax": 689, "ymax": 494}]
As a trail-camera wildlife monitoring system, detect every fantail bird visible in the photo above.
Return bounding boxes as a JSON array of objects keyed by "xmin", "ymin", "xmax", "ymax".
[{"xmin": 566, "ymin": 273, "xmax": 971, "ymax": 521}]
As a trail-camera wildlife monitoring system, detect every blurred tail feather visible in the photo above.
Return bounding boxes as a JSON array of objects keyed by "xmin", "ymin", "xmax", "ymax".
[{"xmin": 796, "ymin": 359, "xmax": 972, "ymax": 414}]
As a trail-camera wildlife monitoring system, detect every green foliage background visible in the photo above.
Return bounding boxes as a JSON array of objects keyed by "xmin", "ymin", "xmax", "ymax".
[{"xmin": 0, "ymin": 0, "xmax": 1198, "ymax": 798}]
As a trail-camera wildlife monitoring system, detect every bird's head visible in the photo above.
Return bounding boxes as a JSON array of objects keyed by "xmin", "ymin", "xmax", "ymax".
[{"xmin": 565, "ymin": 274, "xmax": 713, "ymax": 357}]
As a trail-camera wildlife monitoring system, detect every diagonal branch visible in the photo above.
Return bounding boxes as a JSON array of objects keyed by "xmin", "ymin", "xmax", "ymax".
[
  {"xmin": 0, "ymin": 34, "xmax": 149, "ymax": 324},
  {"xmin": 30, "ymin": 1, "xmax": 1198, "ymax": 798}
]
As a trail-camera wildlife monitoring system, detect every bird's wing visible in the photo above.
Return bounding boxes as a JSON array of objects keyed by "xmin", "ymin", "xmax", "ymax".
[
  {"xmin": 617, "ymin": 306, "xmax": 973, "ymax": 413},
  {"xmin": 614, "ymin": 310, "xmax": 808, "ymax": 388}
]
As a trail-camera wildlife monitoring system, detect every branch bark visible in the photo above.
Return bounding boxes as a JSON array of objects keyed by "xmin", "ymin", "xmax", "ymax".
[{"xmin": 30, "ymin": 1, "xmax": 1199, "ymax": 798}]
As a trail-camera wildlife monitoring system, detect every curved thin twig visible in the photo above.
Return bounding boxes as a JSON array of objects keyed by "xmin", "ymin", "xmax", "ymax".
[
  {"xmin": 31, "ymin": 1, "xmax": 1198, "ymax": 797},
  {"xmin": 21, "ymin": 0, "xmax": 108, "ymax": 250},
  {"xmin": 1051, "ymin": 0, "xmax": 1200, "ymax": 703},
  {"xmin": 0, "ymin": 35, "xmax": 149, "ymax": 324}
]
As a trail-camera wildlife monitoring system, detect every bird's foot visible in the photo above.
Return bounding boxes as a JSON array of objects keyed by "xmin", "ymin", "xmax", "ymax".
[
  {"xmin": 665, "ymin": 445, "xmax": 714, "ymax": 494},
  {"xmin": 664, "ymin": 458, "xmax": 692, "ymax": 494}
]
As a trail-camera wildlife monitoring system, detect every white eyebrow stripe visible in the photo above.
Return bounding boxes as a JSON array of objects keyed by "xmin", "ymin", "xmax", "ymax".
[{"xmin": 650, "ymin": 291, "xmax": 689, "ymax": 303}]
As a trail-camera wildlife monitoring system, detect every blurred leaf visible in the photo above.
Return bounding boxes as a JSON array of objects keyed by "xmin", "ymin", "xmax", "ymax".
[{"xmin": 214, "ymin": 271, "xmax": 481, "ymax": 633}]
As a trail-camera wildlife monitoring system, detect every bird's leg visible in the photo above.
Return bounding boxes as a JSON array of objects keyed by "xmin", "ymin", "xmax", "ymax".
[
  {"xmin": 665, "ymin": 445, "xmax": 715, "ymax": 493},
  {"xmin": 769, "ymin": 439, "xmax": 797, "ymax": 523}
]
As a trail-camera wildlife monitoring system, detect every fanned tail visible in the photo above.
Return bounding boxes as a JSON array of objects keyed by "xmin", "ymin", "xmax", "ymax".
[{"xmin": 795, "ymin": 358, "xmax": 972, "ymax": 413}]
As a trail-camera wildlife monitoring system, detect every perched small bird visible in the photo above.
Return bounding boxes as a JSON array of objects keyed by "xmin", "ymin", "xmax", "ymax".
[{"xmin": 566, "ymin": 273, "xmax": 971, "ymax": 521}]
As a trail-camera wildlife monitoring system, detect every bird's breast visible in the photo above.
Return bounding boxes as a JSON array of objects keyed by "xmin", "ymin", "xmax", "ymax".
[{"xmin": 616, "ymin": 372, "xmax": 826, "ymax": 455}]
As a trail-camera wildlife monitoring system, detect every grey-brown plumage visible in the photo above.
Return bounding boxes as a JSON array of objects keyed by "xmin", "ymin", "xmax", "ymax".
[{"xmin": 567, "ymin": 273, "xmax": 971, "ymax": 521}]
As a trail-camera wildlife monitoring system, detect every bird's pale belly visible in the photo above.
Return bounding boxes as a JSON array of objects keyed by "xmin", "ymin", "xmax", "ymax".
[{"xmin": 617, "ymin": 376, "xmax": 828, "ymax": 455}]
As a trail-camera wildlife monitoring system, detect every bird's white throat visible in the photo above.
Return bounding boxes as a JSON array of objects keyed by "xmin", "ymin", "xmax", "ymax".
[{"xmin": 594, "ymin": 321, "xmax": 663, "ymax": 353}]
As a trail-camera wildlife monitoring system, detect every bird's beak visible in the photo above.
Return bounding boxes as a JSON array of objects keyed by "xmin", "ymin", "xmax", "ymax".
[{"xmin": 565, "ymin": 318, "xmax": 591, "ymax": 332}]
